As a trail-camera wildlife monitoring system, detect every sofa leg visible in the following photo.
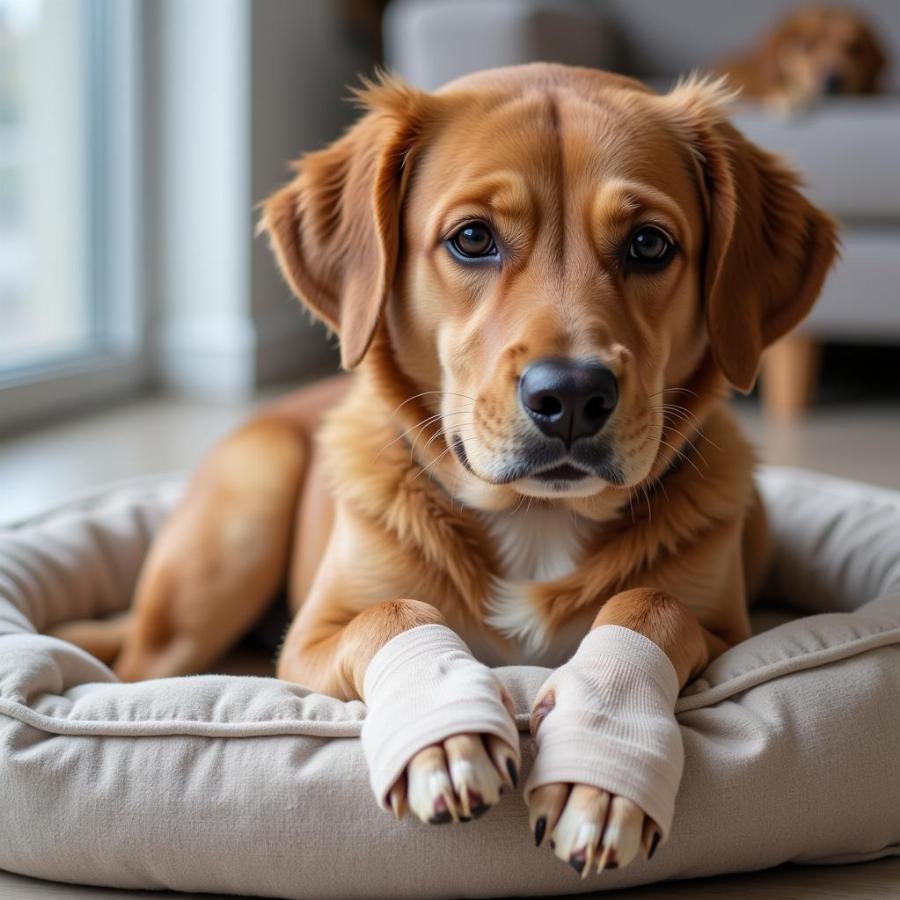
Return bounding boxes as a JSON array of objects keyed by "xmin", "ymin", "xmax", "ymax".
[{"xmin": 760, "ymin": 334, "xmax": 820, "ymax": 419}]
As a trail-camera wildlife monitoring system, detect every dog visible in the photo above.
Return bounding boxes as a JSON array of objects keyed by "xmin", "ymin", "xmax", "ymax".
[
  {"xmin": 55, "ymin": 64, "xmax": 837, "ymax": 876},
  {"xmin": 718, "ymin": 4, "xmax": 886, "ymax": 113}
]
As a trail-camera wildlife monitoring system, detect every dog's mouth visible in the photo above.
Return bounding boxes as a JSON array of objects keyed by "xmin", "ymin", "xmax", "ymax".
[
  {"xmin": 530, "ymin": 463, "xmax": 590, "ymax": 482},
  {"xmin": 450, "ymin": 434, "xmax": 623, "ymax": 489}
]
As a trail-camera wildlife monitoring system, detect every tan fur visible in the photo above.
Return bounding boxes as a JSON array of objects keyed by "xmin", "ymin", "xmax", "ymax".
[
  {"xmin": 62, "ymin": 64, "xmax": 838, "ymax": 843},
  {"xmin": 717, "ymin": 5, "xmax": 886, "ymax": 111}
]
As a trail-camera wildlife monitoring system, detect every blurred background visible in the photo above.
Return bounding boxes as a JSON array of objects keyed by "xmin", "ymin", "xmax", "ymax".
[{"xmin": 0, "ymin": 0, "xmax": 897, "ymax": 522}]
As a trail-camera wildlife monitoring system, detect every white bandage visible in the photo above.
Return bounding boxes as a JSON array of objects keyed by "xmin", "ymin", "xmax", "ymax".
[
  {"xmin": 524, "ymin": 625, "xmax": 683, "ymax": 839},
  {"xmin": 360, "ymin": 624, "xmax": 520, "ymax": 809}
]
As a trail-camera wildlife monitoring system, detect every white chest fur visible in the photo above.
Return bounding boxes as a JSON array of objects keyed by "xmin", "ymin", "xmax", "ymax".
[{"xmin": 481, "ymin": 505, "xmax": 590, "ymax": 662}]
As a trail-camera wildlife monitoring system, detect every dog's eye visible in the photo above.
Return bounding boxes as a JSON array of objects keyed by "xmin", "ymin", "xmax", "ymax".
[
  {"xmin": 448, "ymin": 222, "xmax": 497, "ymax": 260},
  {"xmin": 627, "ymin": 225, "xmax": 675, "ymax": 270}
]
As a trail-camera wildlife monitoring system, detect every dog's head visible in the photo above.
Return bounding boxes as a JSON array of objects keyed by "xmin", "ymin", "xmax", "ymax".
[
  {"xmin": 764, "ymin": 5, "xmax": 886, "ymax": 98},
  {"xmin": 262, "ymin": 64, "xmax": 837, "ymax": 507}
]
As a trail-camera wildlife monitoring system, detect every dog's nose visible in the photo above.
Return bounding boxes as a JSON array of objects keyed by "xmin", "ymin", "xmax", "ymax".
[
  {"xmin": 519, "ymin": 358, "xmax": 618, "ymax": 445},
  {"xmin": 823, "ymin": 71, "xmax": 843, "ymax": 94}
]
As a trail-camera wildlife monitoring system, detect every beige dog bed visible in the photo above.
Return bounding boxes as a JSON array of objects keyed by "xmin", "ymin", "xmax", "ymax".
[{"xmin": 1, "ymin": 467, "xmax": 899, "ymax": 899}]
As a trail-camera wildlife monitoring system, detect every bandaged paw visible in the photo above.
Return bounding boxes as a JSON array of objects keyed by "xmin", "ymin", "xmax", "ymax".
[
  {"xmin": 361, "ymin": 624, "xmax": 520, "ymax": 822},
  {"xmin": 525, "ymin": 625, "xmax": 683, "ymax": 843}
]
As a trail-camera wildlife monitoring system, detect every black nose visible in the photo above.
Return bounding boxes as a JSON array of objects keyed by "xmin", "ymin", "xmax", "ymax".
[
  {"xmin": 823, "ymin": 71, "xmax": 843, "ymax": 94},
  {"xmin": 519, "ymin": 357, "xmax": 618, "ymax": 445}
]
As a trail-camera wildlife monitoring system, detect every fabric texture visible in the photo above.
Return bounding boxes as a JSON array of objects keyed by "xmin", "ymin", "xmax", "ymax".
[
  {"xmin": 524, "ymin": 625, "xmax": 683, "ymax": 839},
  {"xmin": 361, "ymin": 623, "xmax": 520, "ymax": 809},
  {"xmin": 0, "ymin": 467, "xmax": 899, "ymax": 898}
]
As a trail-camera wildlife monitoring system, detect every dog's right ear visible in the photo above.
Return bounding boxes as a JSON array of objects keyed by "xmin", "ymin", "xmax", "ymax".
[{"xmin": 260, "ymin": 75, "xmax": 427, "ymax": 369}]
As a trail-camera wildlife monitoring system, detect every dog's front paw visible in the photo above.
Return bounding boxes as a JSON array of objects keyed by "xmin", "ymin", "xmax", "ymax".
[
  {"xmin": 393, "ymin": 732, "xmax": 518, "ymax": 824},
  {"xmin": 529, "ymin": 783, "xmax": 659, "ymax": 875},
  {"xmin": 524, "ymin": 626, "xmax": 683, "ymax": 876},
  {"xmin": 360, "ymin": 624, "xmax": 520, "ymax": 825}
]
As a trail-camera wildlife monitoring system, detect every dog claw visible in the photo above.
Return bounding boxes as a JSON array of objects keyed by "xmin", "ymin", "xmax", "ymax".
[
  {"xmin": 404, "ymin": 733, "xmax": 514, "ymax": 826},
  {"xmin": 641, "ymin": 817, "xmax": 661, "ymax": 859},
  {"xmin": 433, "ymin": 789, "xmax": 459, "ymax": 824},
  {"xmin": 579, "ymin": 824, "xmax": 599, "ymax": 878},
  {"xmin": 485, "ymin": 734, "xmax": 519, "ymax": 791},
  {"xmin": 603, "ymin": 797, "xmax": 643, "ymax": 869},
  {"xmin": 462, "ymin": 788, "xmax": 483, "ymax": 818},
  {"xmin": 388, "ymin": 782, "xmax": 407, "ymax": 820},
  {"xmin": 596, "ymin": 844, "xmax": 615, "ymax": 874},
  {"xmin": 408, "ymin": 756, "xmax": 459, "ymax": 825},
  {"xmin": 529, "ymin": 783, "xmax": 660, "ymax": 876}
]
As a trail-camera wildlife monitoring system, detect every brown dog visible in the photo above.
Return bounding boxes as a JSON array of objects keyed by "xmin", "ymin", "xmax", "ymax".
[
  {"xmin": 56, "ymin": 64, "xmax": 837, "ymax": 875},
  {"xmin": 718, "ymin": 5, "xmax": 886, "ymax": 113}
]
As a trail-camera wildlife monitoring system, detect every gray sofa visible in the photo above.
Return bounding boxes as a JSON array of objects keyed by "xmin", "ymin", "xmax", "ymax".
[{"xmin": 384, "ymin": 0, "xmax": 900, "ymax": 415}]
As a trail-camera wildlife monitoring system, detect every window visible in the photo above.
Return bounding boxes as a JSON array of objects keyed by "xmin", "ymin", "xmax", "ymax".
[{"xmin": 0, "ymin": 0, "xmax": 141, "ymax": 429}]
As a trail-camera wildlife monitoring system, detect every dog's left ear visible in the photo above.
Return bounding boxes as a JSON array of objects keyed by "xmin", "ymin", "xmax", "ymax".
[
  {"xmin": 860, "ymin": 26, "xmax": 887, "ymax": 92},
  {"xmin": 259, "ymin": 75, "xmax": 427, "ymax": 369},
  {"xmin": 662, "ymin": 77, "xmax": 839, "ymax": 392}
]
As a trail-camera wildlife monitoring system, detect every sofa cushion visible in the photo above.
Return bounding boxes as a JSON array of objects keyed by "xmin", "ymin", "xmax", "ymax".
[{"xmin": 732, "ymin": 99, "xmax": 900, "ymax": 220}]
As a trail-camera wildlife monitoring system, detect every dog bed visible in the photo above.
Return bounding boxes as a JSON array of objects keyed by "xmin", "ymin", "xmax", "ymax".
[{"xmin": 1, "ymin": 467, "xmax": 899, "ymax": 899}]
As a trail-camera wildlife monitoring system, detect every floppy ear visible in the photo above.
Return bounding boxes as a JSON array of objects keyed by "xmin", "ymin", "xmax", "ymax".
[
  {"xmin": 861, "ymin": 27, "xmax": 887, "ymax": 92},
  {"xmin": 664, "ymin": 77, "xmax": 839, "ymax": 392},
  {"xmin": 259, "ymin": 76, "xmax": 426, "ymax": 369}
]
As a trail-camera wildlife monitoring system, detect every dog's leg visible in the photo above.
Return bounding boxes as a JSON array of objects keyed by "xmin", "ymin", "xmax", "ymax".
[
  {"xmin": 113, "ymin": 415, "xmax": 308, "ymax": 680},
  {"xmin": 278, "ymin": 597, "xmax": 520, "ymax": 825},
  {"xmin": 48, "ymin": 611, "xmax": 133, "ymax": 665},
  {"xmin": 526, "ymin": 588, "xmax": 730, "ymax": 875}
]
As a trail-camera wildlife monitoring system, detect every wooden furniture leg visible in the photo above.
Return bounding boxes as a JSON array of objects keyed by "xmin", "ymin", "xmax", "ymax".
[{"xmin": 760, "ymin": 334, "xmax": 821, "ymax": 420}]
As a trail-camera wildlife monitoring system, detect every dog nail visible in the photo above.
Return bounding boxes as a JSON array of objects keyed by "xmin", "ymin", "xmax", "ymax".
[
  {"xmin": 648, "ymin": 831, "xmax": 661, "ymax": 859},
  {"xmin": 506, "ymin": 759, "xmax": 519, "ymax": 788},
  {"xmin": 460, "ymin": 815, "xmax": 471, "ymax": 823},
  {"xmin": 428, "ymin": 811, "xmax": 452, "ymax": 825},
  {"xmin": 432, "ymin": 792, "xmax": 459, "ymax": 824},
  {"xmin": 463, "ymin": 788, "xmax": 484, "ymax": 818},
  {"xmin": 550, "ymin": 839, "xmax": 556, "ymax": 850},
  {"xmin": 569, "ymin": 853, "xmax": 586, "ymax": 875},
  {"xmin": 471, "ymin": 804, "xmax": 489, "ymax": 819},
  {"xmin": 596, "ymin": 846, "xmax": 610, "ymax": 873},
  {"xmin": 534, "ymin": 817, "xmax": 546, "ymax": 847}
]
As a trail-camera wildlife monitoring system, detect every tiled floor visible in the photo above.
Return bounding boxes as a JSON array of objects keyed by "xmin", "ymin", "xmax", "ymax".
[{"xmin": 1, "ymin": 390, "xmax": 898, "ymax": 525}]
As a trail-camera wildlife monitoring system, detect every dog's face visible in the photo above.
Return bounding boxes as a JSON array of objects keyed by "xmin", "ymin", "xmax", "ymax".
[
  {"xmin": 767, "ymin": 6, "xmax": 885, "ymax": 97},
  {"xmin": 392, "ymin": 75, "xmax": 709, "ymax": 500},
  {"xmin": 264, "ymin": 65, "xmax": 837, "ymax": 508}
]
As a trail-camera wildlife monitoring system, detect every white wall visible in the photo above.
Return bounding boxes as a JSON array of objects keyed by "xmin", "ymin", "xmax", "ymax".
[
  {"xmin": 249, "ymin": 0, "xmax": 374, "ymax": 386},
  {"xmin": 149, "ymin": 0, "xmax": 374, "ymax": 398}
]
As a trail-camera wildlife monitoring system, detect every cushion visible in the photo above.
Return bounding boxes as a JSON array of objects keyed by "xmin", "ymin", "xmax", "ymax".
[
  {"xmin": 1, "ymin": 467, "xmax": 899, "ymax": 898},
  {"xmin": 731, "ymin": 99, "xmax": 900, "ymax": 221}
]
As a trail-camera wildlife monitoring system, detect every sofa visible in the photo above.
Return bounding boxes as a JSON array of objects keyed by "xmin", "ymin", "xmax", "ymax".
[{"xmin": 384, "ymin": 0, "xmax": 900, "ymax": 417}]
